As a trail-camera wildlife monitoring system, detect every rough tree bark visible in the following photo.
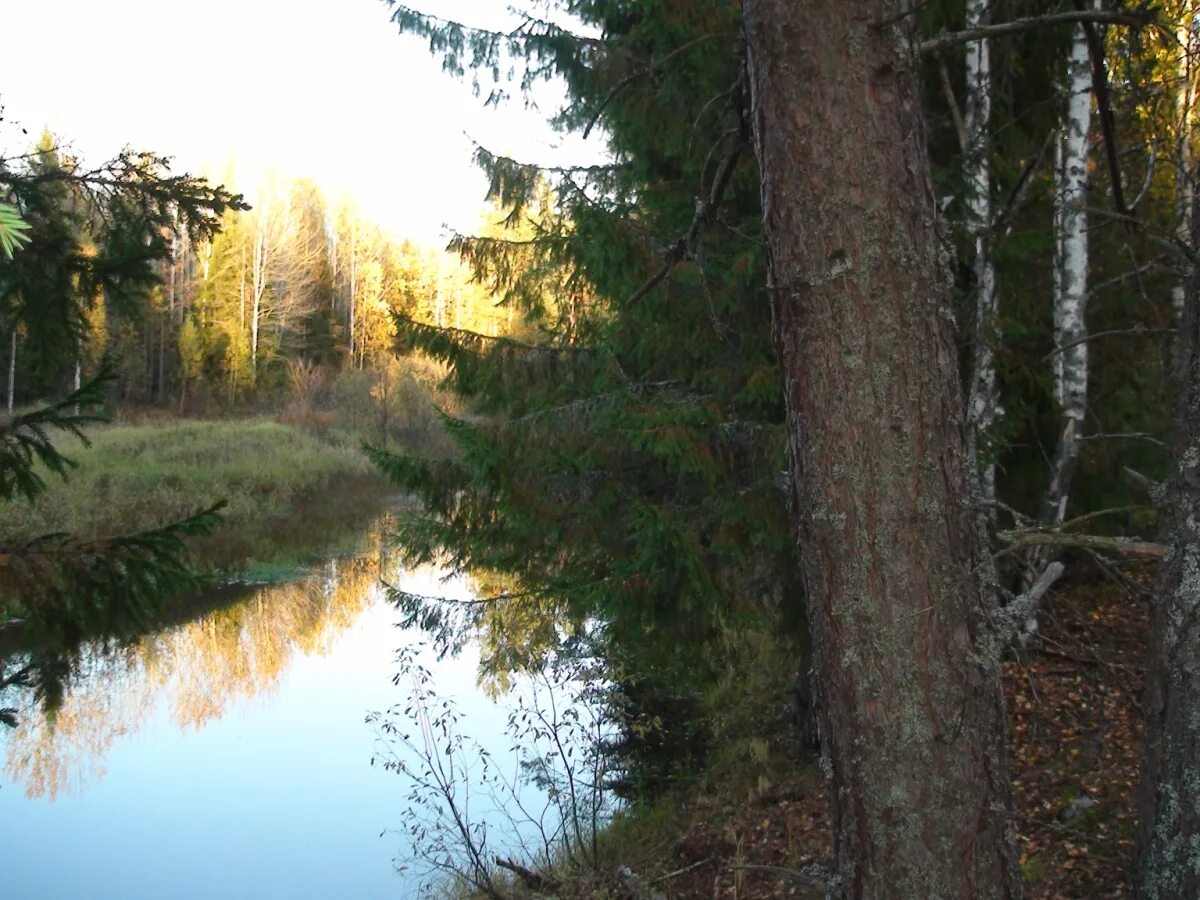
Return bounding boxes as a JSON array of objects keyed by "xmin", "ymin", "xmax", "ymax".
[
  {"xmin": 743, "ymin": 2, "xmax": 1022, "ymax": 896},
  {"xmin": 1136, "ymin": 171, "xmax": 1200, "ymax": 900}
]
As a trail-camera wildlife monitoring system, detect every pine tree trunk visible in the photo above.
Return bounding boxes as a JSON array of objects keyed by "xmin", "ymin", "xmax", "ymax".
[
  {"xmin": 743, "ymin": 3, "xmax": 1021, "ymax": 896},
  {"xmin": 964, "ymin": 0, "xmax": 999, "ymax": 507},
  {"xmin": 1042, "ymin": 17, "xmax": 1093, "ymax": 530},
  {"xmin": 1136, "ymin": 169, "xmax": 1200, "ymax": 900}
]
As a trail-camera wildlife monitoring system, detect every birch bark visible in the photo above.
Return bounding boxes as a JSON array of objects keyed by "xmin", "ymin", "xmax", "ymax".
[
  {"xmin": 1173, "ymin": 4, "xmax": 1200, "ymax": 317},
  {"xmin": 1042, "ymin": 16, "xmax": 1093, "ymax": 531},
  {"xmin": 964, "ymin": 0, "xmax": 1000, "ymax": 507},
  {"xmin": 251, "ymin": 225, "xmax": 265, "ymax": 382}
]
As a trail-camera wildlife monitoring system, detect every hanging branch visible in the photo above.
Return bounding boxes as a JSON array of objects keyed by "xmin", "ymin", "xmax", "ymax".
[{"xmin": 919, "ymin": 9, "xmax": 1153, "ymax": 55}]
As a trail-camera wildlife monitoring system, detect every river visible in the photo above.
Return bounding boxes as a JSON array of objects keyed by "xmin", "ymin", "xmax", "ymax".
[{"xmin": 0, "ymin": 530, "xmax": 586, "ymax": 899}]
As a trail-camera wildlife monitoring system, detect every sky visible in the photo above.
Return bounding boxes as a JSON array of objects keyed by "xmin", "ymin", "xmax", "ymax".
[{"xmin": 0, "ymin": 0, "xmax": 604, "ymax": 244}]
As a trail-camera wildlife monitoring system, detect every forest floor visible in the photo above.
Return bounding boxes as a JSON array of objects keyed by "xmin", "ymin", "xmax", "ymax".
[{"xmin": 588, "ymin": 575, "xmax": 1149, "ymax": 900}]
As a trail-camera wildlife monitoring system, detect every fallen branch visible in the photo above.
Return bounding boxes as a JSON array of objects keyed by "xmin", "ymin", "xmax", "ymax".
[
  {"xmin": 650, "ymin": 856, "xmax": 716, "ymax": 884},
  {"xmin": 727, "ymin": 863, "xmax": 827, "ymax": 889},
  {"xmin": 998, "ymin": 561, "xmax": 1067, "ymax": 648},
  {"xmin": 494, "ymin": 856, "xmax": 558, "ymax": 892},
  {"xmin": 997, "ymin": 531, "xmax": 1165, "ymax": 560}
]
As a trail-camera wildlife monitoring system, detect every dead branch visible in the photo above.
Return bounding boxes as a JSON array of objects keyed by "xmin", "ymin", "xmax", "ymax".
[
  {"xmin": 1123, "ymin": 466, "xmax": 1158, "ymax": 493},
  {"xmin": 920, "ymin": 10, "xmax": 1153, "ymax": 55},
  {"xmin": 625, "ymin": 135, "xmax": 744, "ymax": 308},
  {"xmin": 936, "ymin": 53, "xmax": 968, "ymax": 156},
  {"xmin": 997, "ymin": 531, "xmax": 1166, "ymax": 560},
  {"xmin": 727, "ymin": 863, "xmax": 827, "ymax": 889},
  {"xmin": 999, "ymin": 561, "xmax": 1067, "ymax": 647},
  {"xmin": 650, "ymin": 856, "xmax": 716, "ymax": 884},
  {"xmin": 1074, "ymin": 0, "xmax": 1130, "ymax": 219},
  {"xmin": 494, "ymin": 856, "xmax": 558, "ymax": 892},
  {"xmin": 1041, "ymin": 324, "xmax": 1175, "ymax": 360}
]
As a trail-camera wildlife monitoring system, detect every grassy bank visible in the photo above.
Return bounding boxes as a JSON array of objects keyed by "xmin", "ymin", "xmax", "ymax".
[{"xmin": 0, "ymin": 419, "xmax": 398, "ymax": 579}]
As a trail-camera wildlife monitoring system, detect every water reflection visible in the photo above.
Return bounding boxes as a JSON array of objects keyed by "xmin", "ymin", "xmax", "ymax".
[{"xmin": 2, "ymin": 537, "xmax": 397, "ymax": 801}]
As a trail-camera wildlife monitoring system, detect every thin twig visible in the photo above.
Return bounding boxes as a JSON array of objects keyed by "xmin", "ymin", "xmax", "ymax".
[{"xmin": 651, "ymin": 856, "xmax": 717, "ymax": 884}]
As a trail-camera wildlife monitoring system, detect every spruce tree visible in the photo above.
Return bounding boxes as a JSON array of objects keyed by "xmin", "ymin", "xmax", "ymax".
[
  {"xmin": 0, "ymin": 134, "xmax": 242, "ymax": 719},
  {"xmin": 374, "ymin": 1, "xmax": 798, "ymax": 742}
]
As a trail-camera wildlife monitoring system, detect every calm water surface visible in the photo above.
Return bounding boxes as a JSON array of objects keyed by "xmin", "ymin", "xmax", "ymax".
[{"xmin": 0, "ymin": 546, "xmax": 521, "ymax": 899}]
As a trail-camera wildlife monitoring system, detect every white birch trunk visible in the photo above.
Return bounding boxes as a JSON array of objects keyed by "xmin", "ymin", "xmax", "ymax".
[
  {"xmin": 252, "ymin": 226, "xmax": 265, "ymax": 382},
  {"xmin": 1043, "ymin": 18, "xmax": 1093, "ymax": 531},
  {"xmin": 349, "ymin": 224, "xmax": 357, "ymax": 369},
  {"xmin": 73, "ymin": 359, "xmax": 81, "ymax": 415},
  {"xmin": 1174, "ymin": 6, "xmax": 1200, "ymax": 317},
  {"xmin": 964, "ymin": 0, "xmax": 998, "ymax": 506}
]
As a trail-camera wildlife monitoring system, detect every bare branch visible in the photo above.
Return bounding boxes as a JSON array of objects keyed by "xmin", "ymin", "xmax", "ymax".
[
  {"xmin": 494, "ymin": 856, "xmax": 558, "ymax": 891},
  {"xmin": 1041, "ymin": 324, "xmax": 1175, "ymax": 360},
  {"xmin": 997, "ymin": 531, "xmax": 1166, "ymax": 560},
  {"xmin": 625, "ymin": 135, "xmax": 744, "ymax": 308},
  {"xmin": 920, "ymin": 10, "xmax": 1154, "ymax": 55},
  {"xmin": 936, "ymin": 53, "xmax": 968, "ymax": 156}
]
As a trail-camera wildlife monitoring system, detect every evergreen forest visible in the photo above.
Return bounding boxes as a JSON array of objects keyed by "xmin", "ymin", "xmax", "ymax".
[{"xmin": 4, "ymin": 1, "xmax": 1200, "ymax": 898}]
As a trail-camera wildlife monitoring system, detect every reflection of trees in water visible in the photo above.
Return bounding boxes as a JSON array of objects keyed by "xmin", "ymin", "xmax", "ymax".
[{"xmin": 2, "ymin": 543, "xmax": 397, "ymax": 800}]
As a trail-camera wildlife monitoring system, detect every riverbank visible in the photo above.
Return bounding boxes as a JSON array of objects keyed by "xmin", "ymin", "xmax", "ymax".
[
  {"xmin": 0, "ymin": 418, "xmax": 400, "ymax": 581},
  {"xmin": 481, "ymin": 577, "xmax": 1148, "ymax": 899}
]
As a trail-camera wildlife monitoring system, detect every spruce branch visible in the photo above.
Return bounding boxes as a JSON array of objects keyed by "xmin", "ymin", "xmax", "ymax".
[
  {"xmin": 0, "ymin": 502, "xmax": 225, "ymax": 640},
  {"xmin": 0, "ymin": 368, "xmax": 114, "ymax": 502}
]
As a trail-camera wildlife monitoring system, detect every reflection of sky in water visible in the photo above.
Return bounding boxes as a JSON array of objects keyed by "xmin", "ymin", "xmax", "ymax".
[{"xmin": 0, "ymin": 563, "xmax": 524, "ymax": 899}]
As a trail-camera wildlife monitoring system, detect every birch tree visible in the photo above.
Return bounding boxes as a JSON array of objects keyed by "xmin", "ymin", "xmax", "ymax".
[
  {"xmin": 964, "ymin": 0, "xmax": 1000, "ymax": 507},
  {"xmin": 1042, "ymin": 16, "xmax": 1094, "ymax": 532},
  {"xmin": 1172, "ymin": 2, "xmax": 1200, "ymax": 317},
  {"xmin": 743, "ymin": 1, "xmax": 1021, "ymax": 894}
]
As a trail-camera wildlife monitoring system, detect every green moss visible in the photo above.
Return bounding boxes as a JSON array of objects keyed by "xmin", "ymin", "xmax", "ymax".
[{"xmin": 1022, "ymin": 852, "xmax": 1052, "ymax": 887}]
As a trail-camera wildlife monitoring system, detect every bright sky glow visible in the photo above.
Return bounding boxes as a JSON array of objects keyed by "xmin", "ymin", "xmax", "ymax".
[{"xmin": 0, "ymin": 0, "xmax": 603, "ymax": 244}]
